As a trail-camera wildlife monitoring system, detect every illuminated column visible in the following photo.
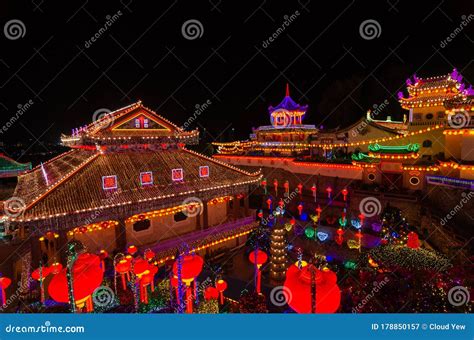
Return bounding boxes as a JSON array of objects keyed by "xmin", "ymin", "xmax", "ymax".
[
  {"xmin": 270, "ymin": 222, "xmax": 287, "ymax": 282},
  {"xmin": 202, "ymin": 200, "xmax": 209, "ymax": 229},
  {"xmin": 115, "ymin": 219, "xmax": 127, "ymax": 252}
]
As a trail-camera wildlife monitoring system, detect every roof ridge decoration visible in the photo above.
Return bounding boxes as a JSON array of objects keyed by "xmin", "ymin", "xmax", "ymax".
[
  {"xmin": 398, "ymin": 69, "xmax": 472, "ymax": 109},
  {"xmin": 61, "ymin": 101, "xmax": 199, "ymax": 147},
  {"xmin": 368, "ymin": 143, "xmax": 420, "ymax": 154},
  {"xmin": 268, "ymin": 84, "xmax": 309, "ymax": 115}
]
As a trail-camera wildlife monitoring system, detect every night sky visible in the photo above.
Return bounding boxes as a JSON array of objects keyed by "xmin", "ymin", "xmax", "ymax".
[{"xmin": 0, "ymin": 0, "xmax": 472, "ymax": 147}]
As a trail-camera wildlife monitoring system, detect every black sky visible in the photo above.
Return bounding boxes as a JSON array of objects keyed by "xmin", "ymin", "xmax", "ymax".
[{"xmin": 0, "ymin": 0, "xmax": 473, "ymax": 146}]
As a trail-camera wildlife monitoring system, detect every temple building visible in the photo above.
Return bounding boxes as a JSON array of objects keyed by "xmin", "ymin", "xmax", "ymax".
[
  {"xmin": 0, "ymin": 153, "xmax": 31, "ymax": 178},
  {"xmin": 214, "ymin": 69, "xmax": 474, "ymax": 191},
  {"xmin": 0, "ymin": 101, "xmax": 261, "ymax": 283}
]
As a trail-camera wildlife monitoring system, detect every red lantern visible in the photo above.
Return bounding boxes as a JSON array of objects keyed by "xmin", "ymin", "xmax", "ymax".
[
  {"xmin": 98, "ymin": 250, "xmax": 108, "ymax": 272},
  {"xmin": 311, "ymin": 184, "xmax": 317, "ymax": 202},
  {"xmin": 266, "ymin": 198, "xmax": 272, "ymax": 210},
  {"xmin": 133, "ymin": 258, "xmax": 152, "ymax": 278},
  {"xmin": 297, "ymin": 183, "xmax": 303, "ymax": 195},
  {"xmin": 407, "ymin": 232, "xmax": 420, "ymax": 249},
  {"xmin": 216, "ymin": 279, "xmax": 228, "ymax": 305},
  {"xmin": 341, "ymin": 188, "xmax": 348, "ymax": 201},
  {"xmin": 204, "ymin": 286, "xmax": 219, "ymax": 301},
  {"xmin": 48, "ymin": 253, "xmax": 103, "ymax": 312},
  {"xmin": 115, "ymin": 259, "xmax": 131, "ymax": 290},
  {"xmin": 290, "ymin": 218, "xmax": 296, "ymax": 226},
  {"xmin": 326, "ymin": 187, "xmax": 332, "ymax": 199},
  {"xmin": 0, "ymin": 277, "xmax": 11, "ymax": 306},
  {"xmin": 273, "ymin": 179, "xmax": 278, "ymax": 195},
  {"xmin": 297, "ymin": 203, "xmax": 303, "ymax": 216},
  {"xmin": 257, "ymin": 210, "xmax": 263, "ymax": 219},
  {"xmin": 144, "ymin": 249, "xmax": 155, "ymax": 261},
  {"xmin": 49, "ymin": 262, "xmax": 63, "ymax": 275},
  {"xmin": 284, "ymin": 264, "xmax": 341, "ymax": 313},
  {"xmin": 249, "ymin": 250, "xmax": 268, "ymax": 294},
  {"xmin": 127, "ymin": 245, "xmax": 138, "ymax": 255},
  {"xmin": 278, "ymin": 199, "xmax": 284, "ymax": 209},
  {"xmin": 315, "ymin": 205, "xmax": 322, "ymax": 218},
  {"xmin": 284, "ymin": 181, "xmax": 290, "ymax": 195},
  {"xmin": 172, "ymin": 254, "xmax": 204, "ymax": 313},
  {"xmin": 358, "ymin": 213, "xmax": 365, "ymax": 225}
]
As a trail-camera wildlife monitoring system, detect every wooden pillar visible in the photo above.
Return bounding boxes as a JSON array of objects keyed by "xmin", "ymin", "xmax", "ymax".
[
  {"xmin": 202, "ymin": 200, "xmax": 209, "ymax": 229},
  {"xmin": 58, "ymin": 229, "xmax": 68, "ymax": 264},
  {"xmin": 115, "ymin": 219, "xmax": 127, "ymax": 252},
  {"xmin": 244, "ymin": 196, "xmax": 249, "ymax": 216},
  {"xmin": 30, "ymin": 234, "xmax": 42, "ymax": 268},
  {"xmin": 233, "ymin": 195, "xmax": 239, "ymax": 219}
]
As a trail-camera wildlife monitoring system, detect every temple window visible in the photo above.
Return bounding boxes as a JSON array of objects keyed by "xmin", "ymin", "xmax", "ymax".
[
  {"xmin": 174, "ymin": 212, "xmax": 188, "ymax": 222},
  {"xmin": 422, "ymin": 140, "xmax": 432, "ymax": 148},
  {"xmin": 133, "ymin": 219, "xmax": 151, "ymax": 232},
  {"xmin": 426, "ymin": 113, "xmax": 434, "ymax": 120}
]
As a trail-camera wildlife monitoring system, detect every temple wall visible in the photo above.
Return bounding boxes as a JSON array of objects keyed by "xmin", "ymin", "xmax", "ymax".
[
  {"xmin": 125, "ymin": 214, "xmax": 198, "ymax": 247},
  {"xmin": 68, "ymin": 226, "xmax": 117, "ymax": 254},
  {"xmin": 207, "ymin": 201, "xmax": 228, "ymax": 226},
  {"xmin": 445, "ymin": 134, "xmax": 463, "ymax": 160},
  {"xmin": 461, "ymin": 135, "xmax": 474, "ymax": 161}
]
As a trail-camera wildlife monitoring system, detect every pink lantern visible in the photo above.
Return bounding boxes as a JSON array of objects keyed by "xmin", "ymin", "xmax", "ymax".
[
  {"xmin": 326, "ymin": 187, "xmax": 332, "ymax": 199},
  {"xmin": 297, "ymin": 203, "xmax": 303, "ymax": 216},
  {"xmin": 341, "ymin": 188, "xmax": 348, "ymax": 201},
  {"xmin": 311, "ymin": 184, "xmax": 317, "ymax": 202}
]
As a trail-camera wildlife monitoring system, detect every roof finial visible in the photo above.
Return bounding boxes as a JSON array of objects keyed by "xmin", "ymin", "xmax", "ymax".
[{"xmin": 285, "ymin": 83, "xmax": 290, "ymax": 97}]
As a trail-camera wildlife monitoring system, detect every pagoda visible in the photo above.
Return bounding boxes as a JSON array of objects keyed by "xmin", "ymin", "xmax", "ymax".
[{"xmin": 1, "ymin": 101, "xmax": 262, "ymax": 270}]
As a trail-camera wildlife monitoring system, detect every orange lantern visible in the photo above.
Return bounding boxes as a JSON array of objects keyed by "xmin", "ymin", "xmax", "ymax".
[
  {"xmin": 127, "ymin": 245, "xmax": 138, "ymax": 256},
  {"xmin": 115, "ymin": 259, "xmax": 131, "ymax": 291},
  {"xmin": 172, "ymin": 254, "xmax": 204, "ymax": 313}
]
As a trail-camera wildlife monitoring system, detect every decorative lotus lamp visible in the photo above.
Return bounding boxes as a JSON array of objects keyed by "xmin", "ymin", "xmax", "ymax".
[
  {"xmin": 215, "ymin": 279, "xmax": 227, "ymax": 305},
  {"xmin": 249, "ymin": 249, "xmax": 268, "ymax": 294},
  {"xmin": 48, "ymin": 253, "xmax": 104, "ymax": 312},
  {"xmin": 114, "ymin": 259, "xmax": 131, "ymax": 291},
  {"xmin": 0, "ymin": 276, "xmax": 12, "ymax": 307},
  {"xmin": 32, "ymin": 264, "xmax": 52, "ymax": 303},
  {"xmin": 172, "ymin": 254, "xmax": 204, "ymax": 313},
  {"xmin": 283, "ymin": 263, "xmax": 341, "ymax": 313}
]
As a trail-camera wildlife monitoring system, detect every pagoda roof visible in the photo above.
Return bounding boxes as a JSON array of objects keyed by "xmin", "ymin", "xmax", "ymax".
[
  {"xmin": 268, "ymin": 84, "xmax": 308, "ymax": 114},
  {"xmin": 399, "ymin": 69, "xmax": 472, "ymax": 109},
  {"xmin": 351, "ymin": 152, "xmax": 380, "ymax": 163},
  {"xmin": 61, "ymin": 101, "xmax": 199, "ymax": 147},
  {"xmin": 445, "ymin": 95, "xmax": 474, "ymax": 110},
  {"xmin": 0, "ymin": 153, "xmax": 31, "ymax": 178},
  {"xmin": 9, "ymin": 147, "xmax": 261, "ymax": 226}
]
